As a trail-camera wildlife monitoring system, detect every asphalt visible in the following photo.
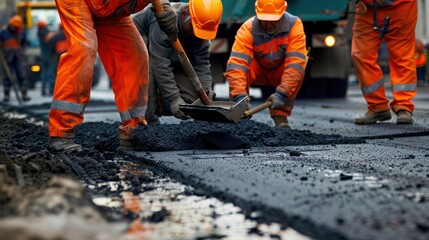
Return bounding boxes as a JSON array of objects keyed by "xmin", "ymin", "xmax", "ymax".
[{"xmin": 2, "ymin": 80, "xmax": 429, "ymax": 240}]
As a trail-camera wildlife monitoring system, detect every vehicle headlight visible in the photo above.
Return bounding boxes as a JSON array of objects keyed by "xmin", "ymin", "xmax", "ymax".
[
  {"xmin": 324, "ymin": 35, "xmax": 336, "ymax": 47},
  {"xmin": 30, "ymin": 65, "xmax": 41, "ymax": 73}
]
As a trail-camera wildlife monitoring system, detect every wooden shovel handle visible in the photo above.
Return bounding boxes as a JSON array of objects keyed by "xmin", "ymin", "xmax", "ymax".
[{"xmin": 243, "ymin": 101, "xmax": 272, "ymax": 118}]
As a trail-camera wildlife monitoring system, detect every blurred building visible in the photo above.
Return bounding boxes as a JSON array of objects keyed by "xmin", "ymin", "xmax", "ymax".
[{"xmin": 417, "ymin": 0, "xmax": 429, "ymax": 43}]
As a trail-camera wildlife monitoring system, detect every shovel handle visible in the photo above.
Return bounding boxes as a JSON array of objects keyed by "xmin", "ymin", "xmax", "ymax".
[
  {"xmin": 0, "ymin": 49, "xmax": 22, "ymax": 104},
  {"xmin": 151, "ymin": 0, "xmax": 211, "ymax": 105},
  {"xmin": 243, "ymin": 100, "xmax": 272, "ymax": 118}
]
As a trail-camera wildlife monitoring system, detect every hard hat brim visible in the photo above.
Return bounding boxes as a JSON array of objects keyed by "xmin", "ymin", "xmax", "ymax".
[
  {"xmin": 256, "ymin": 13, "xmax": 282, "ymax": 21},
  {"xmin": 193, "ymin": 26, "xmax": 217, "ymax": 40}
]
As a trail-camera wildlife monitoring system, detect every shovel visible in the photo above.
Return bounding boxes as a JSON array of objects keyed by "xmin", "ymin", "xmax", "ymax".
[
  {"xmin": 243, "ymin": 100, "xmax": 272, "ymax": 119},
  {"xmin": 0, "ymin": 50, "xmax": 22, "ymax": 104},
  {"xmin": 151, "ymin": 0, "xmax": 248, "ymax": 123}
]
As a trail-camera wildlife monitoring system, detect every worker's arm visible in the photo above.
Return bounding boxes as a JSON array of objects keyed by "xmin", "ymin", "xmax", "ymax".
[
  {"xmin": 190, "ymin": 39, "xmax": 212, "ymax": 92},
  {"xmin": 225, "ymin": 19, "xmax": 254, "ymax": 100},
  {"xmin": 277, "ymin": 18, "xmax": 307, "ymax": 97},
  {"xmin": 149, "ymin": 22, "xmax": 180, "ymax": 102}
]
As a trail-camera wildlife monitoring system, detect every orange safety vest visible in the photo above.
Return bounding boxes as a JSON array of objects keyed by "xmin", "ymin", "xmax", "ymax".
[{"xmin": 226, "ymin": 13, "xmax": 307, "ymax": 98}]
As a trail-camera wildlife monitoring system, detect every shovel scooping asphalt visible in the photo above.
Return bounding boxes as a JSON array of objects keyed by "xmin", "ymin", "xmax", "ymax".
[{"xmin": 152, "ymin": 0, "xmax": 248, "ymax": 123}]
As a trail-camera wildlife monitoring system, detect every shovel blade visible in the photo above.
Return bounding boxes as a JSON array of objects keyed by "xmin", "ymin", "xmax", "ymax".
[{"xmin": 179, "ymin": 98, "xmax": 248, "ymax": 123}]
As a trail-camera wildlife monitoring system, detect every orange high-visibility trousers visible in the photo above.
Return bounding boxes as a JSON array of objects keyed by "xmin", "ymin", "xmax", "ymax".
[
  {"xmin": 243, "ymin": 60, "xmax": 303, "ymax": 117},
  {"xmin": 49, "ymin": 0, "xmax": 149, "ymax": 138},
  {"xmin": 351, "ymin": 0, "xmax": 417, "ymax": 114}
]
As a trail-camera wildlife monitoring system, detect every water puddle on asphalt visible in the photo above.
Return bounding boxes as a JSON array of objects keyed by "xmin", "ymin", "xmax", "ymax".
[
  {"xmin": 92, "ymin": 161, "xmax": 310, "ymax": 240},
  {"xmin": 324, "ymin": 170, "xmax": 389, "ymax": 188}
]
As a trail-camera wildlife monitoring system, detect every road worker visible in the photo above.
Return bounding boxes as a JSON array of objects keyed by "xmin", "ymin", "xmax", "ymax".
[
  {"xmin": 37, "ymin": 20, "xmax": 53, "ymax": 96},
  {"xmin": 225, "ymin": 0, "xmax": 307, "ymax": 129},
  {"xmin": 48, "ymin": 0, "xmax": 178, "ymax": 153},
  {"xmin": 0, "ymin": 15, "xmax": 31, "ymax": 102},
  {"xmin": 133, "ymin": 0, "xmax": 222, "ymax": 123},
  {"xmin": 47, "ymin": 22, "xmax": 67, "ymax": 95},
  {"xmin": 353, "ymin": 0, "xmax": 417, "ymax": 124},
  {"xmin": 414, "ymin": 39, "xmax": 426, "ymax": 85}
]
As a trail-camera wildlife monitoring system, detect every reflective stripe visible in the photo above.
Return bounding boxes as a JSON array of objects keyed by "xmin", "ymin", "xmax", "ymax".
[
  {"xmin": 51, "ymin": 99, "xmax": 86, "ymax": 114},
  {"xmin": 286, "ymin": 52, "xmax": 306, "ymax": 60},
  {"xmin": 230, "ymin": 51, "xmax": 252, "ymax": 64},
  {"xmin": 119, "ymin": 106, "xmax": 147, "ymax": 122},
  {"xmin": 377, "ymin": 0, "xmax": 396, "ymax": 7},
  {"xmin": 361, "ymin": 78, "xmax": 384, "ymax": 94},
  {"xmin": 227, "ymin": 63, "xmax": 249, "ymax": 73},
  {"xmin": 392, "ymin": 83, "xmax": 416, "ymax": 92},
  {"xmin": 285, "ymin": 63, "xmax": 305, "ymax": 74}
]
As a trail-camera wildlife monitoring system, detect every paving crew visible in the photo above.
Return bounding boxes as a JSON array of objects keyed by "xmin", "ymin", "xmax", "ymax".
[
  {"xmin": 37, "ymin": 20, "xmax": 54, "ymax": 96},
  {"xmin": 47, "ymin": 22, "xmax": 67, "ymax": 96},
  {"xmin": 353, "ymin": 0, "xmax": 417, "ymax": 125},
  {"xmin": 0, "ymin": 15, "xmax": 31, "ymax": 102},
  {"xmin": 132, "ymin": 0, "xmax": 222, "ymax": 123},
  {"xmin": 48, "ymin": 0, "xmax": 178, "ymax": 153},
  {"xmin": 414, "ymin": 39, "xmax": 426, "ymax": 84},
  {"xmin": 225, "ymin": 0, "xmax": 307, "ymax": 129}
]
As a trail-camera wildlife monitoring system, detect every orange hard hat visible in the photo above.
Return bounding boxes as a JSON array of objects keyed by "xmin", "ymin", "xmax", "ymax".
[
  {"xmin": 9, "ymin": 15, "xmax": 24, "ymax": 29},
  {"xmin": 255, "ymin": 0, "xmax": 287, "ymax": 21},
  {"xmin": 37, "ymin": 20, "xmax": 48, "ymax": 28},
  {"xmin": 189, "ymin": 0, "xmax": 223, "ymax": 40}
]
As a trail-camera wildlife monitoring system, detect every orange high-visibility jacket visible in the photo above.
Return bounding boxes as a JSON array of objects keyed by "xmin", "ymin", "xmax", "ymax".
[{"xmin": 226, "ymin": 12, "xmax": 307, "ymax": 98}]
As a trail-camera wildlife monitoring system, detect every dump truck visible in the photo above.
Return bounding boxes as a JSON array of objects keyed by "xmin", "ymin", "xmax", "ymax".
[
  {"xmin": 15, "ymin": 1, "xmax": 103, "ymax": 89},
  {"xmin": 174, "ymin": 0, "xmax": 353, "ymax": 98}
]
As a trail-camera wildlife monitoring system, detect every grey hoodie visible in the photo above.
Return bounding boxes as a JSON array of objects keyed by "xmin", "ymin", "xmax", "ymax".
[{"xmin": 132, "ymin": 2, "xmax": 212, "ymax": 102}]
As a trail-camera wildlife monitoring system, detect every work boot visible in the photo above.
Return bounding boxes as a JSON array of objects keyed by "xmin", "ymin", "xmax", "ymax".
[
  {"xmin": 272, "ymin": 116, "xmax": 290, "ymax": 129},
  {"xmin": 396, "ymin": 110, "xmax": 413, "ymax": 124},
  {"xmin": 3, "ymin": 90, "xmax": 10, "ymax": 102},
  {"xmin": 118, "ymin": 124, "xmax": 147, "ymax": 151},
  {"xmin": 22, "ymin": 90, "xmax": 31, "ymax": 102},
  {"xmin": 48, "ymin": 137, "xmax": 83, "ymax": 153},
  {"xmin": 354, "ymin": 110, "xmax": 391, "ymax": 125}
]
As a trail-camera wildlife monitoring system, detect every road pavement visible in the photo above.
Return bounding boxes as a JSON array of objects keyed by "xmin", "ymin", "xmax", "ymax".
[{"xmin": 2, "ymin": 80, "xmax": 429, "ymax": 239}]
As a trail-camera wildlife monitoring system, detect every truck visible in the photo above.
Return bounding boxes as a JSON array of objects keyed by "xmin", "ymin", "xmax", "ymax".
[
  {"xmin": 15, "ymin": 1, "xmax": 103, "ymax": 89},
  {"xmin": 174, "ymin": 0, "xmax": 353, "ymax": 99}
]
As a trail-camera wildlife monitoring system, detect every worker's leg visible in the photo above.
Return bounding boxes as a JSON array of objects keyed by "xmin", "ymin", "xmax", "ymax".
[
  {"xmin": 96, "ymin": 15, "xmax": 149, "ymax": 148},
  {"xmin": 249, "ymin": 62, "xmax": 292, "ymax": 128},
  {"xmin": 145, "ymin": 71, "xmax": 161, "ymax": 125},
  {"xmin": 49, "ymin": 0, "xmax": 97, "ymax": 138},
  {"xmin": 351, "ymin": 6, "xmax": 388, "ymax": 114},
  {"xmin": 383, "ymin": 1, "xmax": 417, "ymax": 115},
  {"xmin": 2, "ymin": 62, "xmax": 12, "ymax": 102},
  {"xmin": 14, "ymin": 57, "xmax": 30, "ymax": 101}
]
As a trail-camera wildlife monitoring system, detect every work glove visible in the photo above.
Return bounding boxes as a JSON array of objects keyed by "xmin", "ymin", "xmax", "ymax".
[
  {"xmin": 154, "ymin": 2, "xmax": 178, "ymax": 41},
  {"xmin": 268, "ymin": 89, "xmax": 288, "ymax": 109},
  {"xmin": 170, "ymin": 97, "xmax": 191, "ymax": 120}
]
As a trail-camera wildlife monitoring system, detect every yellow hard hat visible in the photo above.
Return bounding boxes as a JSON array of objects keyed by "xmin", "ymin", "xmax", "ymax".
[
  {"xmin": 189, "ymin": 0, "xmax": 223, "ymax": 40},
  {"xmin": 255, "ymin": 0, "xmax": 287, "ymax": 21},
  {"xmin": 9, "ymin": 15, "xmax": 24, "ymax": 29}
]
